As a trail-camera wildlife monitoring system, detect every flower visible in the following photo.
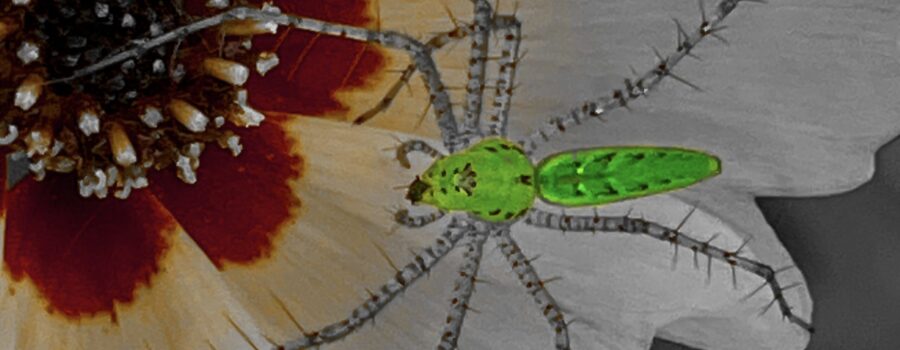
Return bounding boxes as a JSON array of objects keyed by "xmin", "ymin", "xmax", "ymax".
[
  {"xmin": 0, "ymin": 0, "xmax": 381, "ymax": 348},
  {"xmin": 1, "ymin": 1, "xmax": 897, "ymax": 350}
]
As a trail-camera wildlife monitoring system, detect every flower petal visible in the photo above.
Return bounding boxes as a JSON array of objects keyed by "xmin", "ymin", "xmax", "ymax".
[
  {"xmin": 490, "ymin": 193, "xmax": 811, "ymax": 350},
  {"xmin": 148, "ymin": 116, "xmax": 302, "ymax": 268},
  {"xmin": 3, "ymin": 175, "xmax": 173, "ymax": 319},
  {"xmin": 500, "ymin": 0, "xmax": 900, "ymax": 196},
  {"xmin": 0, "ymin": 172, "xmax": 271, "ymax": 348},
  {"xmin": 194, "ymin": 117, "xmax": 436, "ymax": 345},
  {"xmin": 0, "ymin": 156, "xmax": 6, "ymax": 212},
  {"xmin": 0, "ymin": 222, "xmax": 271, "ymax": 349},
  {"xmin": 244, "ymin": 0, "xmax": 386, "ymax": 117},
  {"xmin": 364, "ymin": 0, "xmax": 900, "ymax": 195}
]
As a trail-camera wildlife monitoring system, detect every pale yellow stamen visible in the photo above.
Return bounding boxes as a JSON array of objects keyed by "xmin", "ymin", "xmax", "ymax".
[
  {"xmin": 168, "ymin": 99, "xmax": 209, "ymax": 132},
  {"xmin": 108, "ymin": 122, "xmax": 137, "ymax": 167},
  {"xmin": 203, "ymin": 57, "xmax": 250, "ymax": 86},
  {"xmin": 78, "ymin": 110, "xmax": 101, "ymax": 136},
  {"xmin": 220, "ymin": 19, "xmax": 278, "ymax": 36},
  {"xmin": 25, "ymin": 126, "xmax": 52, "ymax": 157},
  {"xmin": 229, "ymin": 104, "xmax": 265, "ymax": 127},
  {"xmin": 15, "ymin": 74, "xmax": 43, "ymax": 111}
]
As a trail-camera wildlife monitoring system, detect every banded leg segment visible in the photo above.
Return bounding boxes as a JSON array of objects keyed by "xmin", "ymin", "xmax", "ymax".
[
  {"xmin": 436, "ymin": 229, "xmax": 490, "ymax": 350},
  {"xmin": 523, "ymin": 208, "xmax": 814, "ymax": 333},
  {"xmin": 393, "ymin": 139, "xmax": 445, "ymax": 169},
  {"xmin": 352, "ymin": 25, "xmax": 470, "ymax": 125},
  {"xmin": 485, "ymin": 15, "xmax": 522, "ymax": 137},
  {"xmin": 280, "ymin": 218, "xmax": 475, "ymax": 349},
  {"xmin": 393, "ymin": 208, "xmax": 446, "ymax": 229},
  {"xmin": 494, "ymin": 228, "xmax": 571, "ymax": 350},
  {"xmin": 460, "ymin": 0, "xmax": 494, "ymax": 138},
  {"xmin": 517, "ymin": 0, "xmax": 764, "ymax": 155},
  {"xmin": 354, "ymin": 13, "xmax": 524, "ymax": 139}
]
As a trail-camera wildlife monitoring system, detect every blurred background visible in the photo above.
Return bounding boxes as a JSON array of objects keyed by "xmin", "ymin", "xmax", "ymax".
[{"xmin": 652, "ymin": 134, "xmax": 900, "ymax": 349}]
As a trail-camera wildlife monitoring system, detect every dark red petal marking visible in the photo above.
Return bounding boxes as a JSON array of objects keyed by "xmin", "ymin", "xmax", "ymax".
[
  {"xmin": 0, "ymin": 156, "xmax": 6, "ymax": 212},
  {"xmin": 0, "ymin": 0, "xmax": 378, "ymax": 321},
  {"xmin": 149, "ymin": 116, "xmax": 302, "ymax": 268},
  {"xmin": 4, "ymin": 175, "xmax": 174, "ymax": 320},
  {"xmin": 245, "ymin": 0, "xmax": 386, "ymax": 115}
]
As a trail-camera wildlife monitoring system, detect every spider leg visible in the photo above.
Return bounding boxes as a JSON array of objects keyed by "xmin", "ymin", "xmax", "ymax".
[
  {"xmin": 45, "ymin": 6, "xmax": 464, "ymax": 151},
  {"xmin": 436, "ymin": 228, "xmax": 490, "ymax": 350},
  {"xmin": 484, "ymin": 15, "xmax": 522, "ymax": 138},
  {"xmin": 353, "ymin": 25, "xmax": 471, "ymax": 126},
  {"xmin": 280, "ymin": 217, "xmax": 475, "ymax": 349},
  {"xmin": 494, "ymin": 227, "xmax": 571, "ymax": 350},
  {"xmin": 523, "ymin": 208, "xmax": 815, "ymax": 333},
  {"xmin": 388, "ymin": 138, "xmax": 446, "ymax": 169},
  {"xmin": 459, "ymin": 0, "xmax": 494, "ymax": 141},
  {"xmin": 517, "ymin": 0, "xmax": 765, "ymax": 155},
  {"xmin": 393, "ymin": 208, "xmax": 446, "ymax": 229}
]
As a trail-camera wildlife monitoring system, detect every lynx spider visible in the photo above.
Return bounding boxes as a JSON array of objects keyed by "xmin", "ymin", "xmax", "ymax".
[
  {"xmin": 277, "ymin": 0, "xmax": 807, "ymax": 349},
  {"xmin": 61, "ymin": 0, "xmax": 813, "ymax": 348}
]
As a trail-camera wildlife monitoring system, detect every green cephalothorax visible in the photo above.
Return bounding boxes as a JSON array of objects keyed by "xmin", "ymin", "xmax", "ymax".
[
  {"xmin": 535, "ymin": 147, "xmax": 721, "ymax": 207},
  {"xmin": 406, "ymin": 138, "xmax": 536, "ymax": 222}
]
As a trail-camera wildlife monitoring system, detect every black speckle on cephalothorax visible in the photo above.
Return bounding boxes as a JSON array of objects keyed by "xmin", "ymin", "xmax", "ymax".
[
  {"xmin": 518, "ymin": 174, "xmax": 532, "ymax": 185},
  {"xmin": 489, "ymin": 208, "xmax": 501, "ymax": 216}
]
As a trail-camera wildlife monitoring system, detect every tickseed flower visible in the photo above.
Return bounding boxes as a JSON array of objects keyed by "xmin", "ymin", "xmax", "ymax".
[
  {"xmin": 0, "ymin": 0, "xmax": 382, "ymax": 348},
  {"xmin": 0, "ymin": 1, "xmax": 896, "ymax": 350}
]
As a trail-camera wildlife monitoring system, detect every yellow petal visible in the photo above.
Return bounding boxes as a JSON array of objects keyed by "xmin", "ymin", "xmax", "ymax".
[{"xmin": 0, "ymin": 221, "xmax": 270, "ymax": 349}]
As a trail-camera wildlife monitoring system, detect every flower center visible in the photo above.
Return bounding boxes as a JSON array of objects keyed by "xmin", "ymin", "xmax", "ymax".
[{"xmin": 1, "ymin": 0, "xmax": 273, "ymax": 199}]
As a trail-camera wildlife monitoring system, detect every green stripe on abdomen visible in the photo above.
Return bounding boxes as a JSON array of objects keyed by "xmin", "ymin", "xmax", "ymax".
[{"xmin": 535, "ymin": 147, "xmax": 721, "ymax": 207}]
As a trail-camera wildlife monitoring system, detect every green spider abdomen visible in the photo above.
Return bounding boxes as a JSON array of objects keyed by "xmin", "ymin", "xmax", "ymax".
[{"xmin": 535, "ymin": 147, "xmax": 721, "ymax": 207}]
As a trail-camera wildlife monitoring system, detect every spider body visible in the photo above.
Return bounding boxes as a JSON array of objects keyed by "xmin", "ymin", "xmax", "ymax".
[{"xmin": 407, "ymin": 138, "xmax": 721, "ymax": 222}]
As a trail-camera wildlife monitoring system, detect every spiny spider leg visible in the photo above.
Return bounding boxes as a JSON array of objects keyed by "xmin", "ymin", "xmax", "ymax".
[
  {"xmin": 517, "ymin": 0, "xmax": 763, "ymax": 155},
  {"xmin": 391, "ymin": 139, "xmax": 446, "ymax": 169},
  {"xmin": 43, "ymin": 6, "xmax": 464, "ymax": 151},
  {"xmin": 352, "ymin": 9, "xmax": 523, "ymax": 138},
  {"xmin": 280, "ymin": 217, "xmax": 476, "ymax": 350},
  {"xmin": 459, "ymin": 0, "xmax": 494, "ymax": 139},
  {"xmin": 393, "ymin": 208, "xmax": 447, "ymax": 229},
  {"xmin": 484, "ymin": 15, "xmax": 522, "ymax": 137},
  {"xmin": 523, "ymin": 208, "xmax": 814, "ymax": 333},
  {"xmin": 494, "ymin": 227, "xmax": 571, "ymax": 350},
  {"xmin": 437, "ymin": 228, "xmax": 490, "ymax": 350},
  {"xmin": 352, "ymin": 25, "xmax": 470, "ymax": 125}
]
